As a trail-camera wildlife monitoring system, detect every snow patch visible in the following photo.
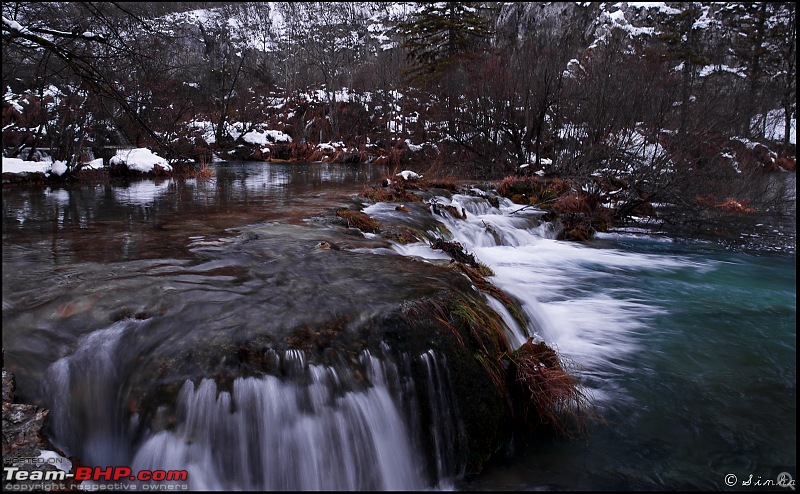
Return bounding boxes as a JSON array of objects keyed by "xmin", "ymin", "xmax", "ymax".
[
  {"xmin": 396, "ymin": 170, "xmax": 422, "ymax": 180},
  {"xmin": 50, "ymin": 161, "xmax": 68, "ymax": 176},
  {"xmin": 109, "ymin": 148, "xmax": 172, "ymax": 173},
  {"xmin": 1, "ymin": 157, "xmax": 52, "ymax": 174}
]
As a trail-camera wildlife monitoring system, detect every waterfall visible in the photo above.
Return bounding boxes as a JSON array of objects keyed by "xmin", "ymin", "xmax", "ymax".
[
  {"xmin": 130, "ymin": 349, "xmax": 460, "ymax": 490},
  {"xmin": 39, "ymin": 344, "xmax": 466, "ymax": 490},
  {"xmin": 41, "ymin": 319, "xmax": 139, "ymax": 466},
  {"xmin": 419, "ymin": 350, "xmax": 465, "ymax": 485}
]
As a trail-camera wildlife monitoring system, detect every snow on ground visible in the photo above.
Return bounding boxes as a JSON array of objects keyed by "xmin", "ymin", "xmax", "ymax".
[
  {"xmin": 110, "ymin": 148, "xmax": 171, "ymax": 173},
  {"xmin": 396, "ymin": 170, "xmax": 422, "ymax": 180},
  {"xmin": 3, "ymin": 153, "xmax": 139, "ymax": 175},
  {"xmin": 404, "ymin": 139, "xmax": 424, "ymax": 152},
  {"xmin": 50, "ymin": 161, "xmax": 68, "ymax": 176},
  {"xmin": 2, "ymin": 157, "xmax": 53, "ymax": 174},
  {"xmin": 242, "ymin": 129, "xmax": 293, "ymax": 145},
  {"xmin": 37, "ymin": 450, "xmax": 72, "ymax": 473},
  {"xmin": 86, "ymin": 158, "xmax": 104, "ymax": 169}
]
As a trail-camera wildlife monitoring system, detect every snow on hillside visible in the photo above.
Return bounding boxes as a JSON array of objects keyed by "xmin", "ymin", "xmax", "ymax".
[
  {"xmin": 3, "ymin": 2, "xmax": 794, "ymax": 179},
  {"xmin": 157, "ymin": 2, "xmax": 420, "ymax": 55}
]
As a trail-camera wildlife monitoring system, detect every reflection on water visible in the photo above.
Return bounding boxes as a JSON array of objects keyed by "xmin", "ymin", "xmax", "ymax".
[{"xmin": 2, "ymin": 162, "xmax": 388, "ymax": 264}]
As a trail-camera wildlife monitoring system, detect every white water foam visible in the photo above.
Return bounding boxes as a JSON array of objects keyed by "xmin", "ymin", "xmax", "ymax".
[
  {"xmin": 380, "ymin": 193, "xmax": 711, "ymax": 403},
  {"xmin": 130, "ymin": 350, "xmax": 444, "ymax": 490}
]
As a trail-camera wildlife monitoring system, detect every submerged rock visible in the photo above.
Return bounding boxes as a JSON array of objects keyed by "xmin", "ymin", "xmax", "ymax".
[{"xmin": 18, "ymin": 192, "xmax": 591, "ymax": 490}]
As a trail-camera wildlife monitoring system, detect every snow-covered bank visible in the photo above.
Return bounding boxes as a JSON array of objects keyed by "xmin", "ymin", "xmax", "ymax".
[{"xmin": 2, "ymin": 148, "xmax": 175, "ymax": 184}]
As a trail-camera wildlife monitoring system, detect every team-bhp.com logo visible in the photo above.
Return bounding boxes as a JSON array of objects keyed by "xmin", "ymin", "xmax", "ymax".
[{"xmin": 4, "ymin": 466, "xmax": 189, "ymax": 490}]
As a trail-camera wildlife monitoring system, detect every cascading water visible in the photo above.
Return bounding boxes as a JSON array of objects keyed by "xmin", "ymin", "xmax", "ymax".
[
  {"xmin": 39, "ymin": 330, "xmax": 466, "ymax": 490},
  {"xmin": 5, "ymin": 163, "xmax": 793, "ymax": 491},
  {"xmin": 130, "ymin": 350, "xmax": 428, "ymax": 490},
  {"xmin": 41, "ymin": 320, "xmax": 138, "ymax": 467},
  {"xmin": 365, "ymin": 191, "xmax": 704, "ymax": 401},
  {"xmin": 419, "ymin": 350, "xmax": 465, "ymax": 485},
  {"xmin": 35, "ymin": 185, "xmax": 694, "ymax": 489}
]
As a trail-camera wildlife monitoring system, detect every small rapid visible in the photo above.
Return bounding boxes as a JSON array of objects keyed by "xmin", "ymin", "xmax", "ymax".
[
  {"xmin": 3, "ymin": 162, "xmax": 794, "ymax": 491},
  {"xmin": 365, "ymin": 193, "xmax": 708, "ymax": 403}
]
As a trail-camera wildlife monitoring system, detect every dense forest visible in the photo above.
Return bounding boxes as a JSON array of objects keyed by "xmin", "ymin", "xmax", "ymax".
[{"xmin": 2, "ymin": 2, "xmax": 796, "ymax": 232}]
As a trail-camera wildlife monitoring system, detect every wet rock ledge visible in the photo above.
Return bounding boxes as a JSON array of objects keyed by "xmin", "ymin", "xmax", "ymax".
[{"xmin": 2, "ymin": 367, "xmax": 77, "ymax": 490}]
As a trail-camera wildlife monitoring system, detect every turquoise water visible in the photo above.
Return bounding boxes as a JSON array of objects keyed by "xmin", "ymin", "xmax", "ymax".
[{"xmin": 459, "ymin": 235, "xmax": 796, "ymax": 490}]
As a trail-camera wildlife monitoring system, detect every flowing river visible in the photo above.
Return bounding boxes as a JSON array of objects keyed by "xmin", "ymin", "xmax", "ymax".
[{"xmin": 2, "ymin": 162, "xmax": 795, "ymax": 490}]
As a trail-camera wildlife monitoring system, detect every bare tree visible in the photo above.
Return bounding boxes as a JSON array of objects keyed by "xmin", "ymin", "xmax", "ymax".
[{"xmin": 2, "ymin": 1, "xmax": 192, "ymax": 169}]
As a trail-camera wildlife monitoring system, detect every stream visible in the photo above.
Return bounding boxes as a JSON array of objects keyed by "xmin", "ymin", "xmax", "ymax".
[{"xmin": 2, "ymin": 161, "xmax": 795, "ymax": 490}]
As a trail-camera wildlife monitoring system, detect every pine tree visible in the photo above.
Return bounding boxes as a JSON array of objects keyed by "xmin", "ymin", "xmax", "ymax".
[
  {"xmin": 770, "ymin": 3, "xmax": 796, "ymax": 150},
  {"xmin": 721, "ymin": 2, "xmax": 795, "ymax": 144},
  {"xmin": 399, "ymin": 2, "xmax": 493, "ymax": 86},
  {"xmin": 654, "ymin": 2, "xmax": 707, "ymax": 139}
]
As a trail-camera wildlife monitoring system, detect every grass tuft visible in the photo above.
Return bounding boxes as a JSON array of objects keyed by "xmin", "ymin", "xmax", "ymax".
[
  {"xmin": 505, "ymin": 338, "xmax": 599, "ymax": 437},
  {"xmin": 335, "ymin": 208, "xmax": 382, "ymax": 233}
]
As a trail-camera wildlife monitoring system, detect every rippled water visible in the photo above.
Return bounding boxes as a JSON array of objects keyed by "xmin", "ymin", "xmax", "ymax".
[{"xmin": 2, "ymin": 162, "xmax": 795, "ymax": 490}]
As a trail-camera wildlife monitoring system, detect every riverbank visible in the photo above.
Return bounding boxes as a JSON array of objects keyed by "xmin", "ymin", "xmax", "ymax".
[
  {"xmin": 3, "ymin": 153, "xmax": 796, "ymax": 254},
  {"xmin": 1, "ymin": 138, "xmax": 445, "ymax": 187},
  {"xmin": 1, "ymin": 148, "xmax": 216, "ymax": 186}
]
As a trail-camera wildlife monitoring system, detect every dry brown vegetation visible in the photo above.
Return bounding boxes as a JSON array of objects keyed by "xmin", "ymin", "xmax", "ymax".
[
  {"xmin": 496, "ymin": 175, "xmax": 613, "ymax": 241},
  {"xmin": 361, "ymin": 184, "xmax": 424, "ymax": 203},
  {"xmin": 335, "ymin": 208, "xmax": 382, "ymax": 233},
  {"xmin": 505, "ymin": 338, "xmax": 597, "ymax": 436},
  {"xmin": 424, "ymin": 291, "xmax": 596, "ymax": 440},
  {"xmin": 696, "ymin": 194, "xmax": 757, "ymax": 213},
  {"xmin": 382, "ymin": 226, "xmax": 422, "ymax": 244}
]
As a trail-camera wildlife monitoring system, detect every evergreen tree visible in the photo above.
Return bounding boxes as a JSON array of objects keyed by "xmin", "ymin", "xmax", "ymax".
[
  {"xmin": 399, "ymin": 2, "xmax": 492, "ymax": 86},
  {"xmin": 655, "ymin": 2, "xmax": 707, "ymax": 139},
  {"xmin": 724, "ymin": 2, "xmax": 774, "ymax": 136},
  {"xmin": 770, "ymin": 3, "xmax": 796, "ymax": 150},
  {"xmin": 741, "ymin": 2, "xmax": 796, "ymax": 149}
]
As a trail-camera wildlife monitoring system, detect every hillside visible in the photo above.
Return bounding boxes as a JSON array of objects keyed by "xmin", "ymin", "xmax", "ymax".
[{"xmin": 2, "ymin": 2, "xmax": 796, "ymax": 232}]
